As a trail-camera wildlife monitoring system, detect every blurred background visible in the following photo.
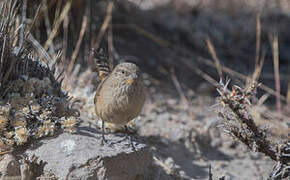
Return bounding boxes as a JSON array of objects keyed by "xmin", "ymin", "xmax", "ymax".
[{"xmin": 19, "ymin": 0, "xmax": 290, "ymax": 179}]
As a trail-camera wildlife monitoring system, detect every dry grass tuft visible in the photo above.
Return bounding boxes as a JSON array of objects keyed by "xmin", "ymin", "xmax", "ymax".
[{"xmin": 0, "ymin": 0, "xmax": 80, "ymax": 153}]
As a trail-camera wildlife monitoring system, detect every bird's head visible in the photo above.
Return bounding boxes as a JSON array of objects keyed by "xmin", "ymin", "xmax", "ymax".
[{"xmin": 112, "ymin": 62, "xmax": 142, "ymax": 88}]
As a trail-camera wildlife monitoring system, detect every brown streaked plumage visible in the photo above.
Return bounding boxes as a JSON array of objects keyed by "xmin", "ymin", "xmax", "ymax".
[{"xmin": 94, "ymin": 59, "xmax": 145, "ymax": 143}]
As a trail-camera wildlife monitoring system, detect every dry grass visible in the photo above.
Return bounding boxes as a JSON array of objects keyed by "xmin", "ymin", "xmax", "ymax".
[
  {"xmin": 206, "ymin": 37, "xmax": 223, "ymax": 79},
  {"xmin": 271, "ymin": 34, "xmax": 282, "ymax": 118},
  {"xmin": 91, "ymin": 1, "xmax": 114, "ymax": 51},
  {"xmin": 66, "ymin": 9, "xmax": 88, "ymax": 77},
  {"xmin": 0, "ymin": 0, "xmax": 79, "ymax": 153},
  {"xmin": 43, "ymin": 0, "xmax": 71, "ymax": 51}
]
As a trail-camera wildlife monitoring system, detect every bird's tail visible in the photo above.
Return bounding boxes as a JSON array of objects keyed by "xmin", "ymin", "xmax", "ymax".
[{"xmin": 93, "ymin": 49, "xmax": 111, "ymax": 81}]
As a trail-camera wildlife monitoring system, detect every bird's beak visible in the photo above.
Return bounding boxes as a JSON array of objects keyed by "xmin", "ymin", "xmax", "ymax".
[
  {"xmin": 130, "ymin": 73, "xmax": 138, "ymax": 79},
  {"xmin": 126, "ymin": 73, "xmax": 138, "ymax": 85}
]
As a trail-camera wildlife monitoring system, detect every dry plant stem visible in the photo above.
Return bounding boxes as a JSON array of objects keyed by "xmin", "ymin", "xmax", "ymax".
[
  {"xmin": 255, "ymin": 13, "xmax": 261, "ymax": 68},
  {"xmin": 197, "ymin": 55, "xmax": 287, "ymax": 101},
  {"xmin": 44, "ymin": 0, "xmax": 71, "ymax": 50},
  {"xmin": 180, "ymin": 56, "xmax": 218, "ymax": 88},
  {"xmin": 251, "ymin": 49, "xmax": 265, "ymax": 83},
  {"xmin": 272, "ymin": 34, "xmax": 281, "ymax": 116},
  {"xmin": 113, "ymin": 23, "xmax": 170, "ymax": 48},
  {"xmin": 53, "ymin": 0, "xmax": 63, "ymax": 26},
  {"xmin": 28, "ymin": 4, "xmax": 41, "ymax": 33},
  {"xmin": 192, "ymin": 66, "xmax": 218, "ymax": 86},
  {"xmin": 66, "ymin": 12, "xmax": 88, "ymax": 76},
  {"xmin": 248, "ymin": 14, "xmax": 262, "ymax": 91},
  {"xmin": 206, "ymin": 37, "xmax": 223, "ymax": 79},
  {"xmin": 257, "ymin": 93, "xmax": 270, "ymax": 106},
  {"xmin": 92, "ymin": 0, "xmax": 114, "ymax": 50},
  {"xmin": 2, "ymin": 55, "xmax": 17, "ymax": 84},
  {"xmin": 108, "ymin": 23, "xmax": 114, "ymax": 70},
  {"xmin": 61, "ymin": 15, "xmax": 69, "ymax": 63},
  {"xmin": 17, "ymin": 0, "xmax": 26, "ymax": 54},
  {"xmin": 0, "ymin": 35, "xmax": 7, "ymax": 84},
  {"xmin": 42, "ymin": 0, "xmax": 55, "ymax": 55},
  {"xmin": 87, "ymin": 0, "xmax": 93, "ymax": 67},
  {"xmin": 0, "ymin": 0, "xmax": 19, "ymax": 84},
  {"xmin": 28, "ymin": 0, "xmax": 56, "ymax": 33},
  {"xmin": 113, "ymin": 23, "xmax": 286, "ymax": 101},
  {"xmin": 12, "ymin": 15, "xmax": 19, "ymax": 47},
  {"xmin": 170, "ymin": 68, "xmax": 190, "ymax": 108},
  {"xmin": 89, "ymin": 0, "xmax": 114, "ymax": 64},
  {"xmin": 177, "ymin": 56, "xmax": 218, "ymax": 87},
  {"xmin": 27, "ymin": 33, "xmax": 52, "ymax": 64}
]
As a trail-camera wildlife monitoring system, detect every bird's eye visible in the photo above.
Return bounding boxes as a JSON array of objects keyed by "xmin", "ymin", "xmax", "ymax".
[{"xmin": 121, "ymin": 70, "xmax": 125, "ymax": 74}]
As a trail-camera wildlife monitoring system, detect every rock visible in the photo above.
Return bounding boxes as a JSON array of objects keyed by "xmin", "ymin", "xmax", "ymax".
[
  {"xmin": 0, "ymin": 153, "xmax": 21, "ymax": 177},
  {"xmin": 25, "ymin": 127, "xmax": 153, "ymax": 180}
]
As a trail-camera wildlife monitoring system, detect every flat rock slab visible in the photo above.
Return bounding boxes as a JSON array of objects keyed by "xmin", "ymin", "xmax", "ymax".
[{"xmin": 25, "ymin": 127, "xmax": 152, "ymax": 180}]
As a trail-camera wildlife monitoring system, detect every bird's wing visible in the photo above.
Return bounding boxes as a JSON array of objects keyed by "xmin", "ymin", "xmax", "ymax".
[{"xmin": 94, "ymin": 74, "xmax": 111, "ymax": 106}]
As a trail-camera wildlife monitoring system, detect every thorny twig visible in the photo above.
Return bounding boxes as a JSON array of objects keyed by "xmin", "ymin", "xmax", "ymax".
[{"xmin": 216, "ymin": 79, "xmax": 289, "ymax": 179}]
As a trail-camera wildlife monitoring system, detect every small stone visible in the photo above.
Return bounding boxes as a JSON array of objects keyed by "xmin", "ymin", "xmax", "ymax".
[{"xmin": 0, "ymin": 154, "xmax": 21, "ymax": 176}]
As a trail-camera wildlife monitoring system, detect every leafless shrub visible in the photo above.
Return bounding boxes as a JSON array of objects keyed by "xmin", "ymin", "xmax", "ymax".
[{"xmin": 216, "ymin": 79, "xmax": 289, "ymax": 179}]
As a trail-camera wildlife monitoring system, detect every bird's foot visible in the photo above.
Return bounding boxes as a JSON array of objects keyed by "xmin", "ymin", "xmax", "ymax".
[
  {"xmin": 123, "ymin": 134, "xmax": 136, "ymax": 151},
  {"xmin": 124, "ymin": 125, "xmax": 137, "ymax": 134},
  {"xmin": 101, "ymin": 136, "xmax": 107, "ymax": 145}
]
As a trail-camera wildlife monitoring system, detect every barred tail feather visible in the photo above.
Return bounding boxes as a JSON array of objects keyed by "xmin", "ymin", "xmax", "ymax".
[{"xmin": 93, "ymin": 49, "xmax": 111, "ymax": 81}]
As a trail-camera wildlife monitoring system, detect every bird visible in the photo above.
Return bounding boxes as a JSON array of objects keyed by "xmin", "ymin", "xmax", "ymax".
[{"xmin": 93, "ymin": 50, "xmax": 145, "ymax": 144}]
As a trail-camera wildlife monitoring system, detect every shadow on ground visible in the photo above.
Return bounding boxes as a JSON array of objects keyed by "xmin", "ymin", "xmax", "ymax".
[{"xmin": 143, "ymin": 135, "xmax": 232, "ymax": 179}]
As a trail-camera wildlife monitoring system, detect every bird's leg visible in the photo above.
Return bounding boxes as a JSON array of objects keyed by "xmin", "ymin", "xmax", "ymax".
[
  {"xmin": 124, "ymin": 123, "xmax": 137, "ymax": 134},
  {"xmin": 127, "ymin": 134, "xmax": 136, "ymax": 151},
  {"xmin": 124, "ymin": 125, "xmax": 136, "ymax": 151},
  {"xmin": 101, "ymin": 119, "xmax": 107, "ymax": 145}
]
